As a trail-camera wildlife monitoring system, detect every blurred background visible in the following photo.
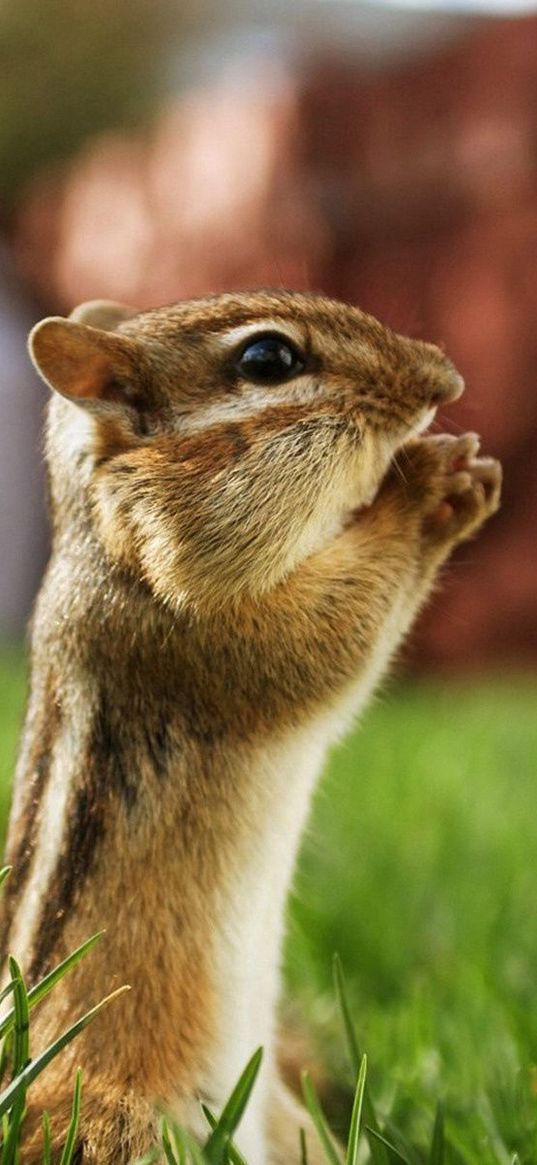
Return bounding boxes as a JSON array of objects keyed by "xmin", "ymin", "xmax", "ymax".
[
  {"xmin": 1, "ymin": 1, "xmax": 537, "ymax": 1159},
  {"xmin": 2, "ymin": 0, "xmax": 537, "ymax": 665}
]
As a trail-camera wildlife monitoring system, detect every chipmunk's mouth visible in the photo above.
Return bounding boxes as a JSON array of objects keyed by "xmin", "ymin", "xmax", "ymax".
[
  {"xmin": 345, "ymin": 405, "xmax": 439, "ymax": 528},
  {"xmin": 408, "ymin": 404, "xmax": 438, "ymax": 440}
]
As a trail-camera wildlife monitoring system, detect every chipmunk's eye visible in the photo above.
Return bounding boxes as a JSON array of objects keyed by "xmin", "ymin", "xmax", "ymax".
[{"xmin": 236, "ymin": 334, "xmax": 304, "ymax": 384}]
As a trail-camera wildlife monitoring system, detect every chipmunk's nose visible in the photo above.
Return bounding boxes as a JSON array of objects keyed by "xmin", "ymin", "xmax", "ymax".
[
  {"xmin": 430, "ymin": 365, "xmax": 465, "ymax": 406},
  {"xmin": 419, "ymin": 345, "xmax": 465, "ymax": 406}
]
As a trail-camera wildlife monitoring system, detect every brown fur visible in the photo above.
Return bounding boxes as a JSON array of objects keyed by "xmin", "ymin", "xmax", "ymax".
[{"xmin": 2, "ymin": 291, "xmax": 501, "ymax": 1163}]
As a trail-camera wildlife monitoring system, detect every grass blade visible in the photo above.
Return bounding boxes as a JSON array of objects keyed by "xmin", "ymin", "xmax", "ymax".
[
  {"xmin": 201, "ymin": 1104, "xmax": 247, "ymax": 1165},
  {"xmin": 0, "ymin": 959, "xmax": 30, "ymax": 1160},
  {"xmin": 0, "ymin": 982, "xmax": 16, "ymax": 1008},
  {"xmin": 0, "ymin": 985, "xmax": 129, "ymax": 1121},
  {"xmin": 365, "ymin": 1127, "xmax": 412, "ymax": 1165},
  {"xmin": 0, "ymin": 1031, "xmax": 13, "ymax": 1089},
  {"xmin": 0, "ymin": 866, "xmax": 12, "ymax": 890},
  {"xmin": 1, "ymin": 1087, "xmax": 27, "ymax": 1165},
  {"xmin": 42, "ymin": 1111, "xmax": 52, "ymax": 1165},
  {"xmin": 9, "ymin": 957, "xmax": 30, "ymax": 1076},
  {"xmin": 200, "ymin": 1101, "xmax": 214, "ymax": 1130},
  {"xmin": 162, "ymin": 1118, "xmax": 180, "ymax": 1165},
  {"xmin": 203, "ymin": 1047, "xmax": 262, "ymax": 1165},
  {"xmin": 186, "ymin": 1139, "xmax": 206, "ymax": 1164},
  {"xmin": 170, "ymin": 1124, "xmax": 206, "ymax": 1165},
  {"xmin": 333, "ymin": 956, "xmax": 389, "ymax": 1165},
  {"xmin": 0, "ymin": 932, "xmax": 104, "ymax": 1042},
  {"xmin": 300, "ymin": 1127, "xmax": 310, "ymax": 1165},
  {"xmin": 187, "ymin": 1139, "xmax": 207, "ymax": 1165},
  {"xmin": 131, "ymin": 1145, "xmax": 162, "ymax": 1165},
  {"xmin": 59, "ymin": 1067, "xmax": 83, "ymax": 1165},
  {"xmin": 3, "ymin": 958, "xmax": 30, "ymax": 1165},
  {"xmin": 346, "ymin": 1054, "xmax": 367, "ymax": 1165},
  {"xmin": 0, "ymin": 957, "xmax": 31, "ymax": 1165},
  {"xmin": 301, "ymin": 1071, "xmax": 343, "ymax": 1165},
  {"xmin": 428, "ymin": 1104, "xmax": 444, "ymax": 1165},
  {"xmin": 333, "ymin": 956, "xmax": 361, "ymax": 1077}
]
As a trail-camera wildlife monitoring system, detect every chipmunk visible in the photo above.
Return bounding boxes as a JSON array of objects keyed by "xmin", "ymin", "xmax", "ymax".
[{"xmin": 1, "ymin": 290, "xmax": 501, "ymax": 1164}]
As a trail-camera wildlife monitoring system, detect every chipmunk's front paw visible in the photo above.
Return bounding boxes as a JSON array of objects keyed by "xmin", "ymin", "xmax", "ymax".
[{"xmin": 400, "ymin": 433, "xmax": 502, "ymax": 549}]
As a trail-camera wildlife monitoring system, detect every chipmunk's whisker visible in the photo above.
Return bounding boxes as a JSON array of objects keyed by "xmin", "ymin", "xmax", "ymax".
[
  {"xmin": 392, "ymin": 450, "xmax": 408, "ymax": 485},
  {"xmin": 435, "ymin": 413, "xmax": 465, "ymax": 434}
]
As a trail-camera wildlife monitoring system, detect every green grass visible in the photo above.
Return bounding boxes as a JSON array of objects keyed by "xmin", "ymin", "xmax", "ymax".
[
  {"xmin": 0, "ymin": 912, "xmax": 127, "ymax": 1164},
  {"xmin": 1, "ymin": 647, "xmax": 536, "ymax": 1162},
  {"xmin": 286, "ymin": 680, "xmax": 537, "ymax": 1162},
  {"xmin": 0, "ymin": 647, "xmax": 26, "ymax": 840}
]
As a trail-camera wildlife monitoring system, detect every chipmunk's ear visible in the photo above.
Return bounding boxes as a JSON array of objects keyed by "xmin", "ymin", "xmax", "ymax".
[
  {"xmin": 69, "ymin": 300, "xmax": 139, "ymax": 330},
  {"xmin": 28, "ymin": 317, "xmax": 145, "ymax": 407}
]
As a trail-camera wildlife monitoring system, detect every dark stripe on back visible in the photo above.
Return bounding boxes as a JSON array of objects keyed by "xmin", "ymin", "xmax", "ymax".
[
  {"xmin": 91, "ymin": 694, "xmax": 138, "ymax": 811},
  {"xmin": 28, "ymin": 775, "xmax": 107, "ymax": 980},
  {"xmin": 28, "ymin": 688, "xmax": 139, "ymax": 980}
]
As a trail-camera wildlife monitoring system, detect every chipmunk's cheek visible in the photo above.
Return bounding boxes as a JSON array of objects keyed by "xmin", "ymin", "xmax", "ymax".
[
  {"xmin": 91, "ymin": 483, "xmax": 140, "ymax": 573},
  {"xmin": 414, "ymin": 405, "xmax": 438, "ymax": 436}
]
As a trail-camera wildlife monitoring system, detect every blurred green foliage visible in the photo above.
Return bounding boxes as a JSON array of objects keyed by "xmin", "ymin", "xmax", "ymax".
[
  {"xmin": 286, "ymin": 680, "xmax": 537, "ymax": 1159},
  {"xmin": 0, "ymin": 0, "xmax": 191, "ymax": 204},
  {"xmin": 0, "ymin": 646, "xmax": 25, "ymax": 836}
]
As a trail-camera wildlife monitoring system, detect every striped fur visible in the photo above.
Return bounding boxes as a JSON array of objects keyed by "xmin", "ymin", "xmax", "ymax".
[{"xmin": 2, "ymin": 291, "xmax": 500, "ymax": 1163}]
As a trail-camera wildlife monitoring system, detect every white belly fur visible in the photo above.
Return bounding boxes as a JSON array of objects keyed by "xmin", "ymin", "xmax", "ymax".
[{"xmin": 190, "ymin": 593, "xmax": 413, "ymax": 1159}]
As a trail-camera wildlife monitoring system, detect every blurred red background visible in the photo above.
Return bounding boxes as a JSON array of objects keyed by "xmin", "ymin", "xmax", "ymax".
[{"xmin": 1, "ymin": 5, "xmax": 536, "ymax": 670}]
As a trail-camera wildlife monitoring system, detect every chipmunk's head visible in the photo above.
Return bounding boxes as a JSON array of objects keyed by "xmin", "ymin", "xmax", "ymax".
[{"xmin": 29, "ymin": 291, "xmax": 463, "ymax": 611}]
